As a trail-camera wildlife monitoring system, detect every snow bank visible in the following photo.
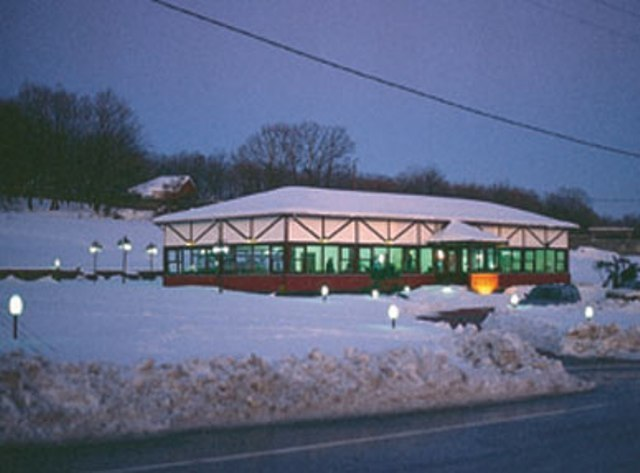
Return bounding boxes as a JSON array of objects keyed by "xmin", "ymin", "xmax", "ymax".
[
  {"xmin": 0, "ymin": 329, "xmax": 590, "ymax": 444},
  {"xmin": 561, "ymin": 323, "xmax": 640, "ymax": 360}
]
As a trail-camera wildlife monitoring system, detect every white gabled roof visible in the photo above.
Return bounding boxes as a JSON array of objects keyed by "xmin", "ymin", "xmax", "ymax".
[
  {"xmin": 429, "ymin": 220, "xmax": 508, "ymax": 243},
  {"xmin": 129, "ymin": 175, "xmax": 193, "ymax": 198},
  {"xmin": 154, "ymin": 186, "xmax": 577, "ymax": 229}
]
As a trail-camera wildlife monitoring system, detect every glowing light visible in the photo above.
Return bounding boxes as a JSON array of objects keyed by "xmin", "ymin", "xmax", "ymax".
[
  {"xmin": 321, "ymin": 284, "xmax": 329, "ymax": 301},
  {"xmin": 53, "ymin": 258, "xmax": 61, "ymax": 270},
  {"xmin": 117, "ymin": 237, "xmax": 132, "ymax": 252},
  {"xmin": 388, "ymin": 304, "xmax": 399, "ymax": 329},
  {"xmin": 436, "ymin": 249, "xmax": 445, "ymax": 261},
  {"xmin": 442, "ymin": 286, "xmax": 454, "ymax": 294},
  {"xmin": 371, "ymin": 289, "xmax": 380, "ymax": 299},
  {"xmin": 89, "ymin": 241, "xmax": 103, "ymax": 254},
  {"xmin": 403, "ymin": 285, "xmax": 411, "ymax": 294},
  {"xmin": 470, "ymin": 273, "xmax": 500, "ymax": 295},
  {"xmin": 9, "ymin": 294, "xmax": 23, "ymax": 317},
  {"xmin": 146, "ymin": 243, "xmax": 159, "ymax": 256},
  {"xmin": 510, "ymin": 293, "xmax": 520, "ymax": 307},
  {"xmin": 377, "ymin": 254, "xmax": 386, "ymax": 265},
  {"xmin": 585, "ymin": 305, "xmax": 595, "ymax": 321}
]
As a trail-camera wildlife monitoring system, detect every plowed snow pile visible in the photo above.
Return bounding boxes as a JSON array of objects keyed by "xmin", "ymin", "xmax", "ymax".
[
  {"xmin": 561, "ymin": 323, "xmax": 640, "ymax": 359},
  {"xmin": 1, "ymin": 329, "xmax": 589, "ymax": 444}
]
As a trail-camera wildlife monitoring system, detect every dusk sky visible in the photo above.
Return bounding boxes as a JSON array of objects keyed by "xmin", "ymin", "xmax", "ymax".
[{"xmin": 2, "ymin": 0, "xmax": 639, "ymax": 217}]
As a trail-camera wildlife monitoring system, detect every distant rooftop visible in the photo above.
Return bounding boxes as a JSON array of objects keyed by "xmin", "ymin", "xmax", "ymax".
[
  {"xmin": 155, "ymin": 186, "xmax": 577, "ymax": 229},
  {"xmin": 129, "ymin": 175, "xmax": 194, "ymax": 199}
]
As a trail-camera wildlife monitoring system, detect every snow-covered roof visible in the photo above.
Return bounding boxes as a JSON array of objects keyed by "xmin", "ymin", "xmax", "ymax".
[
  {"xmin": 429, "ymin": 220, "xmax": 508, "ymax": 243},
  {"xmin": 128, "ymin": 175, "xmax": 194, "ymax": 198},
  {"xmin": 154, "ymin": 186, "xmax": 577, "ymax": 229}
]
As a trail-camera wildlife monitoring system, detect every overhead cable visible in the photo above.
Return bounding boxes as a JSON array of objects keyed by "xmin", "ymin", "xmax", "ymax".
[{"xmin": 151, "ymin": 0, "xmax": 640, "ymax": 160}]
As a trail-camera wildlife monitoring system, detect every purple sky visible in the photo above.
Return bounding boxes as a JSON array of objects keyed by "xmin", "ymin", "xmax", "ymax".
[{"xmin": 2, "ymin": 0, "xmax": 639, "ymax": 217}]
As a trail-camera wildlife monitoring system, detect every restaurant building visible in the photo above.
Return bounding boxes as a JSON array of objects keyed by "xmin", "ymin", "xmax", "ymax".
[{"xmin": 154, "ymin": 186, "xmax": 577, "ymax": 294}]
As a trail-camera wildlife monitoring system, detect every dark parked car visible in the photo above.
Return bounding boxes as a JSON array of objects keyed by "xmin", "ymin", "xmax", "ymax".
[{"xmin": 520, "ymin": 283, "xmax": 581, "ymax": 306}]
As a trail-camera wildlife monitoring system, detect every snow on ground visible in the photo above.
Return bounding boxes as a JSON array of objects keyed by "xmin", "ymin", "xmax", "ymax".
[
  {"xmin": 0, "ymin": 202, "xmax": 161, "ymax": 271},
  {"xmin": 0, "ymin": 207, "xmax": 637, "ymax": 443}
]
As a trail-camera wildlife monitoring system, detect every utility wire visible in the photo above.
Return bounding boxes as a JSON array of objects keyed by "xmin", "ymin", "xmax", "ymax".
[
  {"xmin": 151, "ymin": 0, "xmax": 640, "ymax": 161},
  {"xmin": 592, "ymin": 0, "xmax": 640, "ymax": 21},
  {"xmin": 522, "ymin": 0, "xmax": 640, "ymax": 45}
]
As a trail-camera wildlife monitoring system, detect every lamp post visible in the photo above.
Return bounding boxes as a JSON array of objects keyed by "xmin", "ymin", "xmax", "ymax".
[
  {"xmin": 117, "ymin": 236, "xmax": 132, "ymax": 283},
  {"xmin": 213, "ymin": 244, "xmax": 229, "ymax": 293},
  {"xmin": 388, "ymin": 303, "xmax": 399, "ymax": 329},
  {"xmin": 89, "ymin": 241, "xmax": 103, "ymax": 275},
  {"xmin": 9, "ymin": 294, "xmax": 24, "ymax": 340},
  {"xmin": 146, "ymin": 243, "xmax": 158, "ymax": 271}
]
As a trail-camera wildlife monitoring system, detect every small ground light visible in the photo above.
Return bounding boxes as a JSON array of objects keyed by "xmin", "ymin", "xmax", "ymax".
[
  {"xmin": 9, "ymin": 294, "xmax": 24, "ymax": 340},
  {"xmin": 585, "ymin": 305, "xmax": 595, "ymax": 321},
  {"xmin": 510, "ymin": 294, "xmax": 520, "ymax": 307},
  {"xmin": 403, "ymin": 285, "xmax": 411, "ymax": 294},
  {"xmin": 388, "ymin": 304, "xmax": 399, "ymax": 329},
  {"xmin": 371, "ymin": 289, "xmax": 380, "ymax": 299},
  {"xmin": 53, "ymin": 258, "xmax": 61, "ymax": 270},
  {"xmin": 321, "ymin": 284, "xmax": 329, "ymax": 301}
]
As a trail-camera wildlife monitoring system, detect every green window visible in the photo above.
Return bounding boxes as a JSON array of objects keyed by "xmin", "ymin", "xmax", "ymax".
[
  {"xmin": 486, "ymin": 248, "xmax": 497, "ymax": 271},
  {"xmin": 524, "ymin": 250, "xmax": 535, "ymax": 273},
  {"xmin": 340, "ymin": 247, "xmax": 355, "ymax": 273},
  {"xmin": 291, "ymin": 246, "xmax": 305, "ymax": 273},
  {"xmin": 389, "ymin": 247, "xmax": 403, "ymax": 272},
  {"xmin": 271, "ymin": 246, "xmax": 284, "ymax": 273},
  {"xmin": 556, "ymin": 250, "xmax": 566, "ymax": 273},
  {"xmin": 535, "ymin": 249, "xmax": 545, "ymax": 273},
  {"xmin": 358, "ymin": 247, "xmax": 372, "ymax": 273},
  {"xmin": 235, "ymin": 245, "xmax": 252, "ymax": 274},
  {"xmin": 253, "ymin": 245, "xmax": 270, "ymax": 273},
  {"xmin": 471, "ymin": 248, "xmax": 484, "ymax": 272},
  {"xmin": 166, "ymin": 249, "xmax": 180, "ymax": 274},
  {"xmin": 305, "ymin": 245, "xmax": 322, "ymax": 274},
  {"xmin": 420, "ymin": 248, "xmax": 433, "ymax": 274},
  {"xmin": 403, "ymin": 248, "xmax": 418, "ymax": 273},
  {"xmin": 373, "ymin": 247, "xmax": 387, "ymax": 270},
  {"xmin": 545, "ymin": 249, "xmax": 556, "ymax": 273},
  {"xmin": 512, "ymin": 250, "xmax": 522, "ymax": 272},
  {"xmin": 324, "ymin": 245, "xmax": 339, "ymax": 273},
  {"xmin": 499, "ymin": 249, "xmax": 512, "ymax": 273}
]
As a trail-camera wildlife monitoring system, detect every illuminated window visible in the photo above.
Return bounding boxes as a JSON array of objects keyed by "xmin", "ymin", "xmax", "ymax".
[
  {"xmin": 556, "ymin": 250, "xmax": 566, "ymax": 273},
  {"xmin": 324, "ymin": 245, "xmax": 339, "ymax": 273},
  {"xmin": 420, "ymin": 248, "xmax": 433, "ymax": 274},
  {"xmin": 358, "ymin": 247, "xmax": 372, "ymax": 273},
  {"xmin": 340, "ymin": 247, "xmax": 354, "ymax": 273},
  {"xmin": 524, "ymin": 250, "xmax": 535, "ymax": 273},
  {"xmin": 535, "ymin": 249, "xmax": 545, "ymax": 273}
]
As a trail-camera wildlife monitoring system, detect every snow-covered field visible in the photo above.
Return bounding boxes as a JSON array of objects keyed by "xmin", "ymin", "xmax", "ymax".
[{"xmin": 0, "ymin": 204, "xmax": 638, "ymax": 443}]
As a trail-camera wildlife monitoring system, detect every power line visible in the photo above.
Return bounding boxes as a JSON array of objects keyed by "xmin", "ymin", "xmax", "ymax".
[
  {"xmin": 150, "ymin": 0, "xmax": 640, "ymax": 161},
  {"xmin": 522, "ymin": 0, "xmax": 640, "ymax": 45},
  {"xmin": 592, "ymin": 0, "xmax": 640, "ymax": 21}
]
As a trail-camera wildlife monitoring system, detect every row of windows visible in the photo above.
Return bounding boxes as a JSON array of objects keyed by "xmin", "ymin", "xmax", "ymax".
[
  {"xmin": 166, "ymin": 245, "xmax": 284, "ymax": 275},
  {"xmin": 165, "ymin": 245, "xmax": 567, "ymax": 276}
]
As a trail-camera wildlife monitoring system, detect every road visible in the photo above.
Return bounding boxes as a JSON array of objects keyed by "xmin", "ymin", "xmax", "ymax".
[{"xmin": 4, "ymin": 360, "xmax": 640, "ymax": 472}]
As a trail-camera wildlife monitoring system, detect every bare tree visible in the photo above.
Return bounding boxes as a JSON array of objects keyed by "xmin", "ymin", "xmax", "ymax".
[{"xmin": 231, "ymin": 121, "xmax": 355, "ymax": 194}]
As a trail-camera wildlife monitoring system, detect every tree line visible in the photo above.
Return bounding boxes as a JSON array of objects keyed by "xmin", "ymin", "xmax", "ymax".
[{"xmin": 1, "ymin": 82, "xmax": 637, "ymax": 234}]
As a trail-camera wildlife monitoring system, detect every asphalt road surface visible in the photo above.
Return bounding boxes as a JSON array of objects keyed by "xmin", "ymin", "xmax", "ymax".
[{"xmin": 4, "ymin": 359, "xmax": 640, "ymax": 472}]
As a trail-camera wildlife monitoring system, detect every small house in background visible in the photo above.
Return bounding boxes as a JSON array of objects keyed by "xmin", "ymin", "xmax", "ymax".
[{"xmin": 128, "ymin": 175, "xmax": 197, "ymax": 203}]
